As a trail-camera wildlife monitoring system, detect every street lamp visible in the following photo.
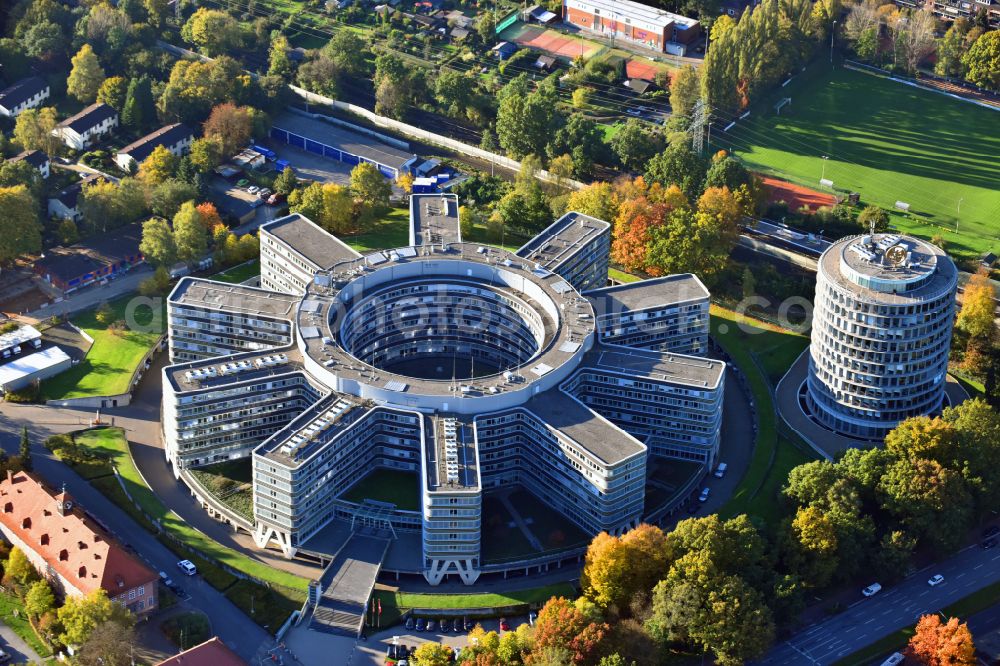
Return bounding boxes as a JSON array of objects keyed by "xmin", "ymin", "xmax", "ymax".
[
  {"xmin": 830, "ymin": 20, "xmax": 837, "ymax": 64},
  {"xmin": 821, "ymin": 155, "xmax": 829, "ymax": 181}
]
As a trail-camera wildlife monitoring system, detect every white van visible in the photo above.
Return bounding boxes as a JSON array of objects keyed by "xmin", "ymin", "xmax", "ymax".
[{"xmin": 714, "ymin": 463, "xmax": 728, "ymax": 478}]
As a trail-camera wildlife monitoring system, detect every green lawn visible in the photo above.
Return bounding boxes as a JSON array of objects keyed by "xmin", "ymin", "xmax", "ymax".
[
  {"xmin": 161, "ymin": 611, "xmax": 211, "ymax": 650},
  {"xmin": 609, "ymin": 267, "xmax": 642, "ymax": 284},
  {"xmin": 42, "ymin": 296, "xmax": 166, "ymax": 400},
  {"xmin": 715, "ymin": 65, "xmax": 1000, "ymax": 263},
  {"xmin": 508, "ymin": 490, "xmax": 590, "ymax": 552},
  {"xmin": 481, "ymin": 494, "xmax": 535, "ymax": 563},
  {"xmin": 0, "ymin": 589, "xmax": 52, "ymax": 657},
  {"xmin": 211, "ymin": 260, "xmax": 260, "ymax": 285},
  {"xmin": 711, "ymin": 305, "xmax": 817, "ymax": 524},
  {"xmin": 68, "ymin": 428, "xmax": 308, "ymax": 599},
  {"xmin": 342, "ymin": 207, "xmax": 411, "ymax": 251},
  {"xmin": 341, "ymin": 467, "xmax": 420, "ymax": 511},
  {"xmin": 190, "ymin": 459, "xmax": 254, "ymax": 521}
]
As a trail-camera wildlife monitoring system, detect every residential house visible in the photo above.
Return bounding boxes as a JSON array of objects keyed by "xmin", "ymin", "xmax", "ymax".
[
  {"xmin": 154, "ymin": 638, "xmax": 247, "ymax": 666},
  {"xmin": 47, "ymin": 174, "xmax": 99, "ymax": 223},
  {"xmin": 115, "ymin": 123, "xmax": 194, "ymax": 172},
  {"xmin": 52, "ymin": 103, "xmax": 119, "ymax": 151},
  {"xmin": 0, "ymin": 77, "xmax": 50, "ymax": 118},
  {"xmin": 10, "ymin": 150, "xmax": 50, "ymax": 179},
  {"xmin": 0, "ymin": 471, "xmax": 158, "ymax": 615},
  {"xmin": 34, "ymin": 221, "xmax": 145, "ymax": 293},
  {"xmin": 450, "ymin": 26, "xmax": 471, "ymax": 41}
]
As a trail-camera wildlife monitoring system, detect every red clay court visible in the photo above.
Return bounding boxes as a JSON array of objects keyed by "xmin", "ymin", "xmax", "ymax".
[
  {"xmin": 503, "ymin": 24, "xmax": 601, "ymax": 59},
  {"xmin": 626, "ymin": 59, "xmax": 662, "ymax": 81},
  {"xmin": 761, "ymin": 176, "xmax": 837, "ymax": 212}
]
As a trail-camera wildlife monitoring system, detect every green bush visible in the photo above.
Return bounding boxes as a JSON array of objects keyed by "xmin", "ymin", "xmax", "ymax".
[{"xmin": 4, "ymin": 381, "xmax": 39, "ymax": 403}]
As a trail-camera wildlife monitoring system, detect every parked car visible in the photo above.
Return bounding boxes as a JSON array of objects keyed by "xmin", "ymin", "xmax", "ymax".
[
  {"xmin": 415, "ymin": 617, "xmax": 426, "ymax": 632},
  {"xmin": 247, "ymin": 185, "xmax": 260, "ymax": 194},
  {"xmin": 880, "ymin": 653, "xmax": 904, "ymax": 666},
  {"xmin": 698, "ymin": 487, "xmax": 710, "ymax": 502},
  {"xmin": 177, "ymin": 559, "xmax": 197, "ymax": 576},
  {"xmin": 983, "ymin": 537, "xmax": 998, "ymax": 549},
  {"xmin": 499, "ymin": 618, "xmax": 510, "ymax": 632},
  {"xmin": 714, "ymin": 462, "xmax": 728, "ymax": 478},
  {"xmin": 158, "ymin": 571, "xmax": 174, "ymax": 587},
  {"xmin": 427, "ymin": 619, "xmax": 437, "ymax": 632},
  {"xmin": 267, "ymin": 192, "xmax": 286, "ymax": 205},
  {"xmin": 236, "ymin": 179, "xmax": 250, "ymax": 188},
  {"xmin": 463, "ymin": 617, "xmax": 474, "ymax": 632},
  {"xmin": 257, "ymin": 188, "xmax": 273, "ymax": 199},
  {"xmin": 625, "ymin": 108, "xmax": 641, "ymax": 117},
  {"xmin": 927, "ymin": 574, "xmax": 945, "ymax": 587},
  {"xmin": 405, "ymin": 616, "xmax": 414, "ymax": 630},
  {"xmin": 862, "ymin": 583, "xmax": 882, "ymax": 597}
]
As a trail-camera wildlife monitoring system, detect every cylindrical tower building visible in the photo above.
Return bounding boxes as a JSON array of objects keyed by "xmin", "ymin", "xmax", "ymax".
[{"xmin": 807, "ymin": 233, "xmax": 957, "ymax": 440}]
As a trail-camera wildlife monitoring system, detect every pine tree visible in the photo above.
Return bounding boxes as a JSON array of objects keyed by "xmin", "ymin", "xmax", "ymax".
[
  {"xmin": 122, "ymin": 76, "xmax": 154, "ymax": 132},
  {"xmin": 19, "ymin": 426, "xmax": 32, "ymax": 472}
]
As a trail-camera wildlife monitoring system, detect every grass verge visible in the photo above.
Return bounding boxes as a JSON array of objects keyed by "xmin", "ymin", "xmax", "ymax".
[
  {"xmin": 41, "ymin": 295, "xmax": 165, "ymax": 401},
  {"xmin": 161, "ymin": 611, "xmax": 211, "ymax": 650},
  {"xmin": 69, "ymin": 427, "xmax": 308, "ymax": 631},
  {"xmin": 711, "ymin": 305, "xmax": 815, "ymax": 524},
  {"xmin": 211, "ymin": 260, "xmax": 261, "ymax": 285},
  {"xmin": 370, "ymin": 582, "xmax": 578, "ymax": 626},
  {"xmin": 0, "ymin": 589, "xmax": 52, "ymax": 657}
]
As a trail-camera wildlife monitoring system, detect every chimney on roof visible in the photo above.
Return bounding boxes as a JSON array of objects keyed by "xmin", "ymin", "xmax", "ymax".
[{"xmin": 5, "ymin": 470, "xmax": 11, "ymax": 484}]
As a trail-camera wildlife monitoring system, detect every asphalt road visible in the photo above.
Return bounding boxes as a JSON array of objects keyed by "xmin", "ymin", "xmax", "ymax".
[
  {"xmin": 760, "ymin": 540, "xmax": 1000, "ymax": 665},
  {"xmin": 0, "ymin": 404, "xmax": 273, "ymax": 662}
]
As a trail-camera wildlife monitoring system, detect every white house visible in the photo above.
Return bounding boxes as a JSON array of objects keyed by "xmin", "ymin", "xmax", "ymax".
[
  {"xmin": 0, "ymin": 77, "xmax": 50, "ymax": 118},
  {"xmin": 115, "ymin": 123, "xmax": 193, "ymax": 172},
  {"xmin": 47, "ymin": 175, "xmax": 98, "ymax": 223},
  {"xmin": 52, "ymin": 103, "xmax": 118, "ymax": 151},
  {"xmin": 10, "ymin": 150, "xmax": 50, "ymax": 179}
]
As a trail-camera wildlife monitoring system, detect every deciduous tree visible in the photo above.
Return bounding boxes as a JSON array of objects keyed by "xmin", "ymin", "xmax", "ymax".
[
  {"xmin": 5, "ymin": 546, "xmax": 36, "ymax": 585},
  {"xmin": 956, "ymin": 269, "xmax": 996, "ymax": 340},
  {"xmin": 96, "ymin": 76, "xmax": 128, "ymax": 112},
  {"xmin": 13, "ymin": 108, "xmax": 61, "ymax": 157},
  {"xmin": 138, "ymin": 146, "xmax": 178, "ymax": 186},
  {"xmin": 350, "ymin": 162, "xmax": 392, "ymax": 212},
  {"xmin": 411, "ymin": 641, "xmax": 453, "ymax": 665},
  {"xmin": 181, "ymin": 8, "xmax": 243, "ymax": 56},
  {"xmin": 203, "ymin": 103, "xmax": 260, "ymax": 159},
  {"xmin": 173, "ymin": 202, "xmax": 209, "ymax": 263},
  {"xmin": 24, "ymin": 580, "xmax": 55, "ymax": 618},
  {"xmin": 77, "ymin": 621, "xmax": 136, "ymax": 666},
  {"xmin": 140, "ymin": 218, "xmax": 177, "ymax": 267},
  {"xmin": 68, "ymin": 44, "xmax": 106, "ymax": 104},
  {"xmin": 669, "ymin": 65, "xmax": 701, "ymax": 117},
  {"xmin": 57, "ymin": 590, "xmax": 133, "ymax": 648},
  {"xmin": 963, "ymin": 30, "xmax": 1000, "ymax": 90},
  {"xmin": 0, "ymin": 186, "xmax": 42, "ymax": 267},
  {"xmin": 906, "ymin": 615, "xmax": 976, "ymax": 665},
  {"xmin": 610, "ymin": 119, "xmax": 664, "ymax": 172},
  {"xmin": 565, "ymin": 183, "xmax": 619, "ymax": 223}
]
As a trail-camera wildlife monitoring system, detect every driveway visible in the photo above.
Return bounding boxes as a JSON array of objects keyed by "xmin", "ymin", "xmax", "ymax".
[
  {"xmin": 22, "ymin": 265, "xmax": 154, "ymax": 323},
  {"xmin": 0, "ymin": 620, "xmax": 43, "ymax": 664},
  {"xmin": 759, "ymin": 540, "xmax": 1000, "ymax": 664}
]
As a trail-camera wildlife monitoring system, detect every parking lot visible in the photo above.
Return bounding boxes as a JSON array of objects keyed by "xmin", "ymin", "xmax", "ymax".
[
  {"xmin": 207, "ymin": 176, "xmax": 279, "ymax": 235},
  {"xmin": 271, "ymin": 142, "xmax": 355, "ymax": 187}
]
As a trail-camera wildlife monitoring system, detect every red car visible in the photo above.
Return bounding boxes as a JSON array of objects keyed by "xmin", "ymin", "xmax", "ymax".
[{"xmin": 499, "ymin": 618, "xmax": 510, "ymax": 632}]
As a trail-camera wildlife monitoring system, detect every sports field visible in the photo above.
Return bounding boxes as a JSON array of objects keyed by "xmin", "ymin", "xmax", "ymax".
[
  {"xmin": 713, "ymin": 66, "xmax": 1000, "ymax": 262},
  {"xmin": 501, "ymin": 23, "xmax": 602, "ymax": 60}
]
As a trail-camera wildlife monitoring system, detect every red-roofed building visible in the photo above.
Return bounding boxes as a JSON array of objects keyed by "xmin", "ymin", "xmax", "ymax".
[
  {"xmin": 154, "ymin": 637, "xmax": 246, "ymax": 666},
  {"xmin": 0, "ymin": 471, "xmax": 157, "ymax": 615}
]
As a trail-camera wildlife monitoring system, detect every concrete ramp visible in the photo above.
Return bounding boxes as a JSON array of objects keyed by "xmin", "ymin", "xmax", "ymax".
[{"xmin": 309, "ymin": 532, "xmax": 390, "ymax": 637}]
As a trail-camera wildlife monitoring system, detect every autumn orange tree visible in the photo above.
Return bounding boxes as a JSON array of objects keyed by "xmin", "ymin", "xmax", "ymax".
[
  {"xmin": 532, "ymin": 596, "xmax": 611, "ymax": 664},
  {"xmin": 905, "ymin": 614, "xmax": 976, "ymax": 665},
  {"xmin": 581, "ymin": 524, "xmax": 667, "ymax": 610}
]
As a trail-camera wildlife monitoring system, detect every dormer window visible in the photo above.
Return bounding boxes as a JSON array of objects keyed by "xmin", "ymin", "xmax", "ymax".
[
  {"xmin": 59, "ymin": 549, "xmax": 68, "ymax": 561},
  {"xmin": 78, "ymin": 566, "xmax": 86, "ymax": 578},
  {"xmin": 21, "ymin": 517, "xmax": 30, "ymax": 529},
  {"xmin": 3, "ymin": 503, "xmax": 12, "ymax": 513},
  {"xmin": 40, "ymin": 534, "xmax": 49, "ymax": 545}
]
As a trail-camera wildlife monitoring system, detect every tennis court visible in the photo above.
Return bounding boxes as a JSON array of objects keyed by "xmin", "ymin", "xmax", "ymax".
[{"xmin": 502, "ymin": 23, "xmax": 603, "ymax": 59}]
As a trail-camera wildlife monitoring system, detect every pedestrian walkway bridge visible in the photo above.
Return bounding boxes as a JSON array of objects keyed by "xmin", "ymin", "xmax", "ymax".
[{"xmin": 309, "ymin": 529, "xmax": 391, "ymax": 638}]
